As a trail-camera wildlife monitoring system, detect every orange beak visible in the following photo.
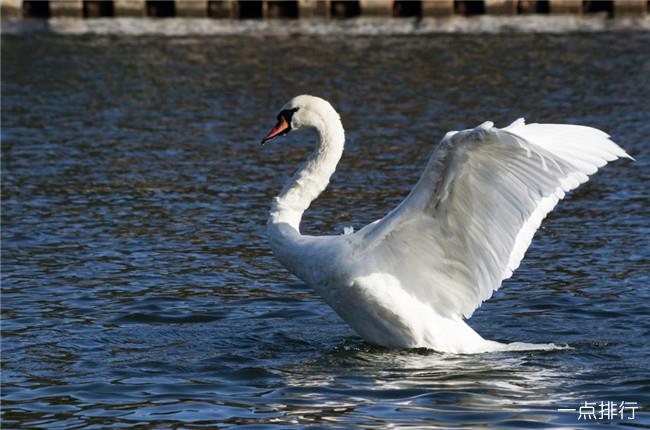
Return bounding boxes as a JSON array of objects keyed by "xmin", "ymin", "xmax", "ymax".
[{"xmin": 261, "ymin": 116, "xmax": 290, "ymax": 145}]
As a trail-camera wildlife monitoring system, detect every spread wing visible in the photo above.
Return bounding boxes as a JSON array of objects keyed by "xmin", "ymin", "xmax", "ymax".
[{"xmin": 349, "ymin": 119, "xmax": 631, "ymax": 319}]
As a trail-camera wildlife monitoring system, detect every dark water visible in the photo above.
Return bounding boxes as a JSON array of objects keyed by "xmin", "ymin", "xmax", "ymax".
[{"xmin": 2, "ymin": 30, "xmax": 649, "ymax": 428}]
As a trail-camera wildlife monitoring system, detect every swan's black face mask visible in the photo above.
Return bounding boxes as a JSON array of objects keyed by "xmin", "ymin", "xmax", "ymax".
[{"xmin": 261, "ymin": 108, "xmax": 299, "ymax": 145}]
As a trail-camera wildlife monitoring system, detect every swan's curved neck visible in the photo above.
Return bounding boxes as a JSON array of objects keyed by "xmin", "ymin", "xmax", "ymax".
[{"xmin": 268, "ymin": 116, "xmax": 345, "ymax": 233}]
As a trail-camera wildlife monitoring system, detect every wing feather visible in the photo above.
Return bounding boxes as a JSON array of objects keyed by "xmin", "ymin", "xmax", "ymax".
[{"xmin": 350, "ymin": 119, "xmax": 631, "ymax": 319}]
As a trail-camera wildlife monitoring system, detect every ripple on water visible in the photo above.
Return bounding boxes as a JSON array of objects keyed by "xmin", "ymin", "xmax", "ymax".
[{"xmin": 2, "ymin": 31, "xmax": 650, "ymax": 428}]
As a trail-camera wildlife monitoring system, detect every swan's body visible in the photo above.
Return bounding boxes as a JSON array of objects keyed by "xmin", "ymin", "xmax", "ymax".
[{"xmin": 262, "ymin": 95, "xmax": 631, "ymax": 354}]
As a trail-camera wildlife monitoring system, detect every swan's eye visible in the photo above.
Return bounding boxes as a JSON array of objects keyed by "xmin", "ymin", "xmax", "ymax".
[{"xmin": 278, "ymin": 107, "xmax": 299, "ymax": 123}]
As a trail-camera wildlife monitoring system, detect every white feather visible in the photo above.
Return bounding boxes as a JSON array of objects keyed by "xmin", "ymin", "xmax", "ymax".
[{"xmin": 352, "ymin": 118, "xmax": 631, "ymax": 320}]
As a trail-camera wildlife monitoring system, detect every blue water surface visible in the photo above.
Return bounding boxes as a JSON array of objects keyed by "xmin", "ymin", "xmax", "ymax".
[{"xmin": 2, "ymin": 29, "xmax": 649, "ymax": 428}]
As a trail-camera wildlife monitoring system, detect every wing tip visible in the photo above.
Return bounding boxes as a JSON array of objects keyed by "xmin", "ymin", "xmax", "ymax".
[
  {"xmin": 477, "ymin": 121, "xmax": 495, "ymax": 130},
  {"xmin": 622, "ymin": 151, "xmax": 635, "ymax": 162},
  {"xmin": 505, "ymin": 118, "xmax": 526, "ymax": 130}
]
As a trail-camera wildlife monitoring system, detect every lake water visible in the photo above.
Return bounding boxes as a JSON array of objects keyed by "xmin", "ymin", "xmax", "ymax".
[{"xmin": 2, "ymin": 25, "xmax": 649, "ymax": 428}]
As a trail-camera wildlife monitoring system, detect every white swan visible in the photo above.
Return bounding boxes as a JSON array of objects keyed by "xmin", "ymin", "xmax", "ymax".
[{"xmin": 261, "ymin": 95, "xmax": 631, "ymax": 354}]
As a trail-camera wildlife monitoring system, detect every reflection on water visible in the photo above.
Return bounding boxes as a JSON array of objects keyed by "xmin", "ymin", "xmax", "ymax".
[
  {"xmin": 236, "ymin": 345, "xmax": 577, "ymax": 427},
  {"xmin": 289, "ymin": 347, "xmax": 569, "ymax": 403},
  {"xmin": 2, "ymin": 30, "xmax": 649, "ymax": 428}
]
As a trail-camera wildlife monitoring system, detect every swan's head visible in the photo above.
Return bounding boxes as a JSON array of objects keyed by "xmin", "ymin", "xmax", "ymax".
[{"xmin": 261, "ymin": 95, "xmax": 339, "ymax": 145}]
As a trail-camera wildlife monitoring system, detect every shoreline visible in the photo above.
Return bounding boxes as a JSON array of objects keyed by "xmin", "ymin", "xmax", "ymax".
[{"xmin": 3, "ymin": 15, "xmax": 650, "ymax": 35}]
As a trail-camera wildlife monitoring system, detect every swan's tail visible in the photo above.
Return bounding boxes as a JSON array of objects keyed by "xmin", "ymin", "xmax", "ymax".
[{"xmin": 418, "ymin": 315, "xmax": 569, "ymax": 354}]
